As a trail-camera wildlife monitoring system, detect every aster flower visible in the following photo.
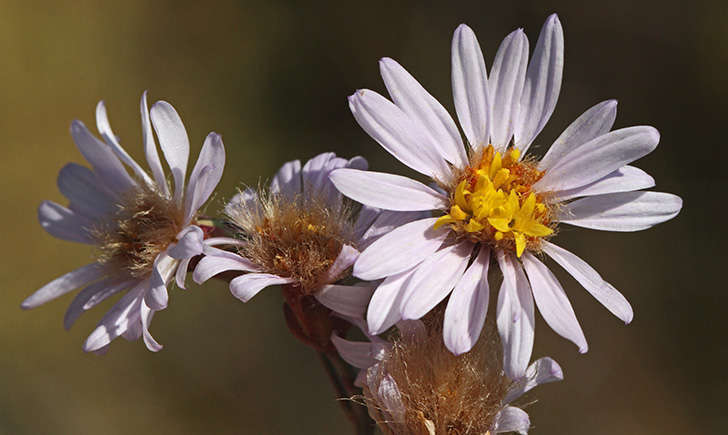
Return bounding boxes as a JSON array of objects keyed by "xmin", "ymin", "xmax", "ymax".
[
  {"xmin": 192, "ymin": 152, "xmax": 421, "ymax": 316},
  {"xmin": 22, "ymin": 93, "xmax": 227, "ymax": 353},
  {"xmin": 329, "ymin": 14, "xmax": 683, "ymax": 377},
  {"xmin": 332, "ymin": 318, "xmax": 563, "ymax": 434}
]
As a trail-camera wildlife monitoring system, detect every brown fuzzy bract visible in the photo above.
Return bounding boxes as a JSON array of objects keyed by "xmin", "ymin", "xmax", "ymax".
[
  {"xmin": 92, "ymin": 185, "xmax": 184, "ymax": 278},
  {"xmin": 366, "ymin": 318, "xmax": 510, "ymax": 435},
  {"xmin": 226, "ymin": 189, "xmax": 355, "ymax": 294}
]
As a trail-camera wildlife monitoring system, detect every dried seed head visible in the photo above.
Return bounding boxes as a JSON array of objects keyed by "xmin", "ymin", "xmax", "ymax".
[
  {"xmin": 225, "ymin": 188, "xmax": 356, "ymax": 294},
  {"xmin": 92, "ymin": 184, "xmax": 184, "ymax": 278},
  {"xmin": 365, "ymin": 317, "xmax": 510, "ymax": 435}
]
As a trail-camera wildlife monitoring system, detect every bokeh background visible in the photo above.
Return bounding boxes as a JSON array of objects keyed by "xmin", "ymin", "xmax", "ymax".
[{"xmin": 0, "ymin": 0, "xmax": 724, "ymax": 433}]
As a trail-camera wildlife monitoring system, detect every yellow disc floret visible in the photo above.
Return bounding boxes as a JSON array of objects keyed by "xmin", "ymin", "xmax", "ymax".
[{"xmin": 435, "ymin": 145, "xmax": 554, "ymax": 257}]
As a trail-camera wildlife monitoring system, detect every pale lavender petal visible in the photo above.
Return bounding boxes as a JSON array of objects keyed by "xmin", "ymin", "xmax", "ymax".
[
  {"xmin": 224, "ymin": 188, "xmax": 258, "ymax": 217},
  {"xmin": 349, "ymin": 89, "xmax": 449, "ymax": 179},
  {"xmin": 358, "ymin": 210, "xmax": 426, "ymax": 249},
  {"xmin": 70, "ymin": 120, "xmax": 136, "ymax": 194},
  {"xmin": 539, "ymin": 100, "xmax": 618, "ymax": 171},
  {"xmin": 203, "ymin": 237, "xmax": 246, "ymax": 247},
  {"xmin": 522, "ymin": 252, "xmax": 588, "ymax": 353},
  {"xmin": 145, "ymin": 254, "xmax": 175, "ymax": 310},
  {"xmin": 22, "ymin": 262, "xmax": 105, "ymax": 309},
  {"xmin": 380, "ymin": 57, "xmax": 467, "ymax": 167},
  {"xmin": 184, "ymin": 132, "xmax": 225, "ymax": 222},
  {"xmin": 534, "ymin": 126, "xmax": 660, "ymax": 192},
  {"xmin": 167, "ymin": 226, "xmax": 205, "ymax": 259},
  {"xmin": 270, "ymin": 159, "xmax": 302, "ymax": 198},
  {"xmin": 401, "ymin": 242, "xmax": 472, "ymax": 320},
  {"xmin": 57, "ymin": 163, "xmax": 114, "ymax": 220},
  {"xmin": 64, "ymin": 278, "xmax": 132, "ymax": 329},
  {"xmin": 150, "ymin": 101, "xmax": 190, "ymax": 205},
  {"xmin": 444, "ymin": 246, "xmax": 491, "ymax": 355},
  {"xmin": 452, "ymin": 24, "xmax": 489, "ymax": 148},
  {"xmin": 175, "ymin": 257, "xmax": 191, "ymax": 290},
  {"xmin": 367, "ymin": 268, "xmax": 417, "ymax": 335},
  {"xmin": 354, "ymin": 217, "xmax": 448, "ymax": 281},
  {"xmin": 514, "ymin": 14, "xmax": 564, "ymax": 153},
  {"xmin": 229, "ymin": 273, "xmax": 295, "ymax": 303},
  {"xmin": 488, "ymin": 28, "xmax": 529, "ymax": 150},
  {"xmin": 505, "ymin": 357, "xmax": 564, "ymax": 404},
  {"xmin": 95, "ymin": 100, "xmax": 153, "ymax": 185},
  {"xmin": 347, "ymin": 156, "xmax": 368, "ymax": 170},
  {"xmin": 316, "ymin": 284, "xmax": 374, "ymax": 318},
  {"xmin": 331, "ymin": 333, "xmax": 376, "ymax": 369},
  {"xmin": 560, "ymin": 191, "xmax": 682, "ymax": 231},
  {"xmin": 140, "ymin": 91, "xmax": 169, "ymax": 196},
  {"xmin": 549, "ymin": 165, "xmax": 655, "ymax": 202},
  {"xmin": 38, "ymin": 201, "xmax": 95, "ymax": 244},
  {"xmin": 83, "ymin": 282, "xmax": 146, "ymax": 352},
  {"xmin": 319, "ymin": 244, "xmax": 359, "ymax": 285},
  {"xmin": 542, "ymin": 241, "xmax": 633, "ymax": 323},
  {"xmin": 301, "ymin": 152, "xmax": 336, "ymax": 194},
  {"xmin": 493, "ymin": 406, "xmax": 530, "ymax": 434},
  {"xmin": 496, "ymin": 251, "xmax": 535, "ymax": 379},
  {"xmin": 330, "ymin": 169, "xmax": 447, "ymax": 211},
  {"xmin": 140, "ymin": 301, "xmax": 162, "ymax": 352},
  {"xmin": 193, "ymin": 251, "xmax": 260, "ymax": 284},
  {"xmin": 353, "ymin": 205, "xmax": 381, "ymax": 241}
]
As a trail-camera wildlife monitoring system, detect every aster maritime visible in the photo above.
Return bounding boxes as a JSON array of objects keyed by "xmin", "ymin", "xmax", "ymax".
[
  {"xmin": 23, "ymin": 93, "xmax": 228, "ymax": 353},
  {"xmin": 329, "ymin": 14, "xmax": 683, "ymax": 378}
]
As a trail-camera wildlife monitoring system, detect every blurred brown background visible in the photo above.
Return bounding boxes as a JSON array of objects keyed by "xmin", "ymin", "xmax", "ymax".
[{"xmin": 0, "ymin": 0, "xmax": 723, "ymax": 433}]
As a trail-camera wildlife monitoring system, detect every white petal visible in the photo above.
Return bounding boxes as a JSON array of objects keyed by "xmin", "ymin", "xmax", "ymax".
[
  {"xmin": 146, "ymin": 254, "xmax": 176, "ymax": 310},
  {"xmin": 316, "ymin": 284, "xmax": 374, "ymax": 318},
  {"xmin": 505, "ymin": 356, "xmax": 564, "ymax": 404},
  {"xmin": 64, "ymin": 278, "xmax": 132, "ymax": 329},
  {"xmin": 57, "ymin": 163, "xmax": 113, "ymax": 220},
  {"xmin": 70, "ymin": 120, "xmax": 136, "ymax": 194},
  {"xmin": 354, "ymin": 205, "xmax": 381, "ymax": 241},
  {"xmin": 224, "ymin": 187, "xmax": 259, "ymax": 218},
  {"xmin": 400, "ymin": 242, "xmax": 472, "ymax": 321},
  {"xmin": 140, "ymin": 301, "xmax": 163, "ymax": 352},
  {"xmin": 22, "ymin": 263, "xmax": 105, "ymax": 309},
  {"xmin": 349, "ymin": 89, "xmax": 449, "ymax": 179},
  {"xmin": 493, "ymin": 406, "xmax": 530, "ymax": 434},
  {"xmin": 319, "ymin": 244, "xmax": 359, "ymax": 285},
  {"xmin": 380, "ymin": 57, "xmax": 467, "ymax": 168},
  {"xmin": 193, "ymin": 250, "xmax": 260, "ymax": 284},
  {"xmin": 514, "ymin": 14, "xmax": 564, "ymax": 153},
  {"xmin": 175, "ymin": 257, "xmax": 191, "ymax": 290},
  {"xmin": 367, "ymin": 268, "xmax": 417, "ymax": 335},
  {"xmin": 522, "ymin": 252, "xmax": 588, "ymax": 353},
  {"xmin": 37, "ymin": 201, "xmax": 95, "ymax": 244},
  {"xmin": 150, "ymin": 101, "xmax": 190, "ymax": 205},
  {"xmin": 167, "ymin": 226, "xmax": 205, "ymax": 259},
  {"xmin": 95, "ymin": 100, "xmax": 153, "ymax": 185},
  {"xmin": 184, "ymin": 132, "xmax": 225, "ymax": 222},
  {"xmin": 539, "ymin": 100, "xmax": 618, "ymax": 171},
  {"xmin": 451, "ymin": 24, "xmax": 490, "ymax": 148},
  {"xmin": 302, "ymin": 153, "xmax": 351, "ymax": 208},
  {"xmin": 549, "ymin": 165, "xmax": 655, "ymax": 202},
  {"xmin": 330, "ymin": 169, "xmax": 447, "ymax": 211},
  {"xmin": 229, "ymin": 273, "xmax": 294, "ymax": 303},
  {"xmin": 560, "ymin": 191, "xmax": 682, "ymax": 231},
  {"xmin": 140, "ymin": 91, "xmax": 169, "ymax": 196},
  {"xmin": 354, "ymin": 217, "xmax": 448, "ymax": 280},
  {"xmin": 358, "ymin": 210, "xmax": 425, "ymax": 249},
  {"xmin": 444, "ymin": 246, "xmax": 490, "ymax": 355},
  {"xmin": 534, "ymin": 126, "xmax": 660, "ymax": 192},
  {"xmin": 488, "ymin": 28, "xmax": 529, "ymax": 150},
  {"xmin": 83, "ymin": 282, "xmax": 146, "ymax": 352},
  {"xmin": 496, "ymin": 251, "xmax": 535, "ymax": 379},
  {"xmin": 542, "ymin": 241, "xmax": 633, "ymax": 323},
  {"xmin": 270, "ymin": 159, "xmax": 302, "ymax": 198},
  {"xmin": 331, "ymin": 333, "xmax": 376, "ymax": 369}
]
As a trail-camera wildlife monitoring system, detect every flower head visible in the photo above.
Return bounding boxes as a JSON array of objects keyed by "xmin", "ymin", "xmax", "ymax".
[
  {"xmin": 329, "ymin": 14, "xmax": 683, "ymax": 377},
  {"xmin": 23, "ymin": 93, "xmax": 226, "ymax": 352}
]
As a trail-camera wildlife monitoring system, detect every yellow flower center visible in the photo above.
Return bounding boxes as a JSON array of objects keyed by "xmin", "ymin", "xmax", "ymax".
[{"xmin": 434, "ymin": 145, "xmax": 554, "ymax": 257}]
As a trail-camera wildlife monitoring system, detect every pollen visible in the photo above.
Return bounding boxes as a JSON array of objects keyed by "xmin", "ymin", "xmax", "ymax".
[
  {"xmin": 92, "ymin": 185, "xmax": 185, "ymax": 278},
  {"xmin": 436, "ymin": 145, "xmax": 555, "ymax": 257},
  {"xmin": 225, "ymin": 189, "xmax": 355, "ymax": 294}
]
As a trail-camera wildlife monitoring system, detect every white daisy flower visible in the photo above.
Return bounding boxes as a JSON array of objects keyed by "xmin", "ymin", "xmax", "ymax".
[
  {"xmin": 22, "ymin": 92, "xmax": 227, "ymax": 353},
  {"xmin": 329, "ymin": 14, "xmax": 683, "ymax": 378},
  {"xmin": 333, "ymin": 318, "xmax": 563, "ymax": 434},
  {"xmin": 192, "ymin": 152, "xmax": 422, "ymax": 316}
]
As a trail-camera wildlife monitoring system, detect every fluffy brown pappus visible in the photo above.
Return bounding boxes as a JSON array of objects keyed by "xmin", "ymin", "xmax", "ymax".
[
  {"xmin": 91, "ymin": 184, "xmax": 185, "ymax": 278},
  {"xmin": 366, "ymin": 316, "xmax": 511, "ymax": 435},
  {"xmin": 225, "ymin": 188, "xmax": 356, "ymax": 294}
]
